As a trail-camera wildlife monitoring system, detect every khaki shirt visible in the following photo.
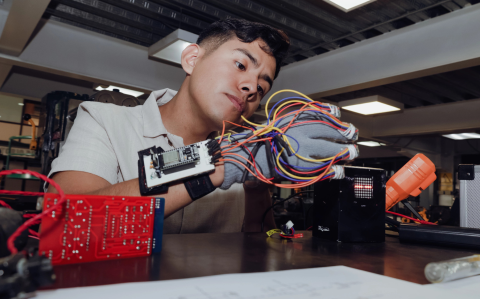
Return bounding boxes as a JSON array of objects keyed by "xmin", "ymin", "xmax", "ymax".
[{"xmin": 49, "ymin": 88, "xmax": 245, "ymax": 234}]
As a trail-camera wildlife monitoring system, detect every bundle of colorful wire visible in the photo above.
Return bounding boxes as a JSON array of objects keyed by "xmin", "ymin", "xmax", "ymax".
[{"xmin": 217, "ymin": 89, "xmax": 358, "ymax": 189}]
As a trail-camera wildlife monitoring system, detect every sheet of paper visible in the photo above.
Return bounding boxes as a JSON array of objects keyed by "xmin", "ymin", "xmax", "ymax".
[
  {"xmin": 36, "ymin": 266, "xmax": 475, "ymax": 299},
  {"xmin": 423, "ymin": 274, "xmax": 480, "ymax": 297}
]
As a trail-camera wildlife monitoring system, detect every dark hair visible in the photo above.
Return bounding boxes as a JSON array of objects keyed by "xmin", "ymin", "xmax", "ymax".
[{"xmin": 197, "ymin": 18, "xmax": 290, "ymax": 79}]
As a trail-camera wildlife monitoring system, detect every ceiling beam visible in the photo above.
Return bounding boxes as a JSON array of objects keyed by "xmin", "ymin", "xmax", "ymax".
[
  {"xmin": 0, "ymin": 0, "xmax": 51, "ymax": 56},
  {"xmin": 50, "ymin": 0, "xmax": 173, "ymax": 38},
  {"xmin": 338, "ymin": 97, "xmax": 480, "ymax": 139},
  {"xmin": 0, "ymin": 15, "xmax": 185, "ymax": 96},
  {"xmin": 407, "ymin": 77, "xmax": 466, "ymax": 102},
  {"xmin": 434, "ymin": 73, "xmax": 480, "ymax": 98},
  {"xmin": 269, "ymin": 4, "xmax": 480, "ymax": 102},
  {"xmin": 0, "ymin": 62, "xmax": 12, "ymax": 88}
]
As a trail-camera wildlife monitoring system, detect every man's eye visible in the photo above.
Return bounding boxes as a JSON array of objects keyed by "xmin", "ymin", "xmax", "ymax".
[
  {"xmin": 235, "ymin": 61, "xmax": 245, "ymax": 71},
  {"xmin": 257, "ymin": 85, "xmax": 264, "ymax": 96}
]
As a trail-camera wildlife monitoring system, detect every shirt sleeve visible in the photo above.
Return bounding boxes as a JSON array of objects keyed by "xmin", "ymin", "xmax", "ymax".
[{"xmin": 48, "ymin": 103, "xmax": 119, "ymax": 185}]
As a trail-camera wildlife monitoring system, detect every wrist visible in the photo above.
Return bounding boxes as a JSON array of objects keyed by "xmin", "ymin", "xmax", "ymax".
[{"xmin": 209, "ymin": 164, "xmax": 224, "ymax": 188}]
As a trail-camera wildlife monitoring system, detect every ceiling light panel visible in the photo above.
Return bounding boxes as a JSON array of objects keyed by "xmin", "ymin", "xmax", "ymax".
[
  {"xmin": 324, "ymin": 0, "xmax": 376, "ymax": 12},
  {"xmin": 357, "ymin": 141, "xmax": 385, "ymax": 147},
  {"xmin": 342, "ymin": 102, "xmax": 400, "ymax": 115},
  {"xmin": 149, "ymin": 29, "xmax": 199, "ymax": 66},
  {"xmin": 443, "ymin": 133, "xmax": 480, "ymax": 140},
  {"xmin": 95, "ymin": 85, "xmax": 144, "ymax": 97},
  {"xmin": 339, "ymin": 95, "xmax": 404, "ymax": 115}
]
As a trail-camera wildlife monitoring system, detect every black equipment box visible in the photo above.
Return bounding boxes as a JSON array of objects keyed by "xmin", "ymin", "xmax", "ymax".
[
  {"xmin": 399, "ymin": 223, "xmax": 480, "ymax": 250},
  {"xmin": 313, "ymin": 166, "xmax": 386, "ymax": 243}
]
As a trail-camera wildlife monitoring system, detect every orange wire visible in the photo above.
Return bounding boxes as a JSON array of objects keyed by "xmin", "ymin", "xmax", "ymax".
[
  {"xmin": 219, "ymin": 158, "xmax": 272, "ymax": 184},
  {"xmin": 222, "ymin": 152, "xmax": 269, "ymax": 181}
]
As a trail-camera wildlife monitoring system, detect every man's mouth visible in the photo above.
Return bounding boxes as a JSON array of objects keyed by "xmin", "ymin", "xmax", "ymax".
[{"xmin": 226, "ymin": 94, "xmax": 245, "ymax": 113}]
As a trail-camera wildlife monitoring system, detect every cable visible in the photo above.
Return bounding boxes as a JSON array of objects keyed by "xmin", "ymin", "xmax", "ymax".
[
  {"xmin": 216, "ymin": 89, "xmax": 357, "ymax": 190},
  {"xmin": 261, "ymin": 191, "xmax": 314, "ymax": 232},
  {"xmin": 0, "ymin": 199, "xmax": 12, "ymax": 209},
  {"xmin": 0, "ymin": 169, "xmax": 66, "ymax": 254},
  {"xmin": 386, "ymin": 210, "xmax": 437, "ymax": 225}
]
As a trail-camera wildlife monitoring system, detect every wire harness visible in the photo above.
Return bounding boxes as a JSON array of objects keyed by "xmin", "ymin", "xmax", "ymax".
[{"xmin": 217, "ymin": 89, "xmax": 359, "ymax": 189}]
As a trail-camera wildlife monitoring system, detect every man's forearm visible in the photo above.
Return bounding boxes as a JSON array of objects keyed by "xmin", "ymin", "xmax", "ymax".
[
  {"xmin": 86, "ymin": 179, "xmax": 192, "ymax": 218},
  {"xmin": 48, "ymin": 165, "xmax": 225, "ymax": 218}
]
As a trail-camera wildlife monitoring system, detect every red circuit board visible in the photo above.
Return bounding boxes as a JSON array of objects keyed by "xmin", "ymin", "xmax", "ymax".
[{"xmin": 39, "ymin": 193, "xmax": 156, "ymax": 265}]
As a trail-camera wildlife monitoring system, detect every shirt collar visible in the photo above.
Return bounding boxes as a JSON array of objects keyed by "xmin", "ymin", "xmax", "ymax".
[{"xmin": 142, "ymin": 88, "xmax": 177, "ymax": 138}]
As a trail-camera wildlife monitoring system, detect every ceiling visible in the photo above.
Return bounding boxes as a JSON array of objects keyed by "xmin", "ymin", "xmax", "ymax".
[
  {"xmin": 323, "ymin": 65, "xmax": 480, "ymax": 109},
  {"xmin": 42, "ymin": 0, "xmax": 479, "ymax": 66}
]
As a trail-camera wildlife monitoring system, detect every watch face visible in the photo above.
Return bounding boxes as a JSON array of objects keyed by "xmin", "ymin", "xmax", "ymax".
[{"xmin": 184, "ymin": 174, "xmax": 216, "ymax": 201}]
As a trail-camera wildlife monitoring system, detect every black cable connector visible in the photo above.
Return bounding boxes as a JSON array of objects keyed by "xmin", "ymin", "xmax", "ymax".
[
  {"xmin": 240, "ymin": 143, "xmax": 263, "ymax": 183},
  {"xmin": 264, "ymin": 140, "xmax": 278, "ymax": 181},
  {"xmin": 273, "ymin": 135, "xmax": 292, "ymax": 157}
]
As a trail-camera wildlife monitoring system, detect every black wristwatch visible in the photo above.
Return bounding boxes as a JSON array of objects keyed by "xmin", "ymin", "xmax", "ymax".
[{"xmin": 183, "ymin": 174, "xmax": 216, "ymax": 201}]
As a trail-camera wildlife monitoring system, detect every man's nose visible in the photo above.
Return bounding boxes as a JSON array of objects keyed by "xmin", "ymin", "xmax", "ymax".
[{"xmin": 240, "ymin": 81, "xmax": 256, "ymax": 100}]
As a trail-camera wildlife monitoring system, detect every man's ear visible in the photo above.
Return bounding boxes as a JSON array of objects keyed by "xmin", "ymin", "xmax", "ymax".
[{"xmin": 181, "ymin": 44, "xmax": 201, "ymax": 75}]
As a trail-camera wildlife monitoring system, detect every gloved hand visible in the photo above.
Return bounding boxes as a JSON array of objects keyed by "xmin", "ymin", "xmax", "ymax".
[{"xmin": 219, "ymin": 109, "xmax": 359, "ymax": 190}]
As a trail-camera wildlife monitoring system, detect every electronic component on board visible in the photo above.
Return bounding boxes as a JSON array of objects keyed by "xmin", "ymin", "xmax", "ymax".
[
  {"xmin": 39, "ymin": 194, "xmax": 165, "ymax": 266},
  {"xmin": 139, "ymin": 140, "xmax": 221, "ymax": 192}
]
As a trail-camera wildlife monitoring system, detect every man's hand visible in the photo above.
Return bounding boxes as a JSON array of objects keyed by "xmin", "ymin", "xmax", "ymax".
[
  {"xmin": 209, "ymin": 164, "xmax": 225, "ymax": 188},
  {"xmin": 219, "ymin": 110, "xmax": 358, "ymax": 190}
]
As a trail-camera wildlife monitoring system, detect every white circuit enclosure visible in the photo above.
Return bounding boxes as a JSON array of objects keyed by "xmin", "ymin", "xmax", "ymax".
[{"xmin": 143, "ymin": 140, "xmax": 216, "ymax": 188}]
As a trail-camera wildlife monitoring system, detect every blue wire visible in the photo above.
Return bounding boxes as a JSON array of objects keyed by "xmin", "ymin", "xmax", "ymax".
[
  {"xmin": 278, "ymin": 151, "xmax": 348, "ymax": 170},
  {"xmin": 267, "ymin": 97, "xmax": 329, "ymax": 124},
  {"xmin": 274, "ymin": 108, "xmax": 348, "ymax": 130}
]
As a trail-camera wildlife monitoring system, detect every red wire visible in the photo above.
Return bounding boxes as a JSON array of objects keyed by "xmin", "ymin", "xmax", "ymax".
[
  {"xmin": 0, "ymin": 191, "xmax": 45, "ymax": 197},
  {"xmin": 28, "ymin": 229, "xmax": 39, "ymax": 237},
  {"xmin": 274, "ymin": 105, "xmax": 345, "ymax": 132},
  {"xmin": 386, "ymin": 210, "xmax": 437, "ymax": 225},
  {"xmin": 0, "ymin": 200, "xmax": 12, "ymax": 209},
  {"xmin": 23, "ymin": 214, "xmax": 37, "ymax": 218},
  {"xmin": 0, "ymin": 169, "xmax": 66, "ymax": 254},
  {"xmin": 282, "ymin": 120, "xmax": 344, "ymax": 131}
]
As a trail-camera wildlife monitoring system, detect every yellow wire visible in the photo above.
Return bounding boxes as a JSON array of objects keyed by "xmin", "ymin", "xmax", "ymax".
[
  {"xmin": 263, "ymin": 89, "xmax": 347, "ymax": 128},
  {"xmin": 241, "ymin": 116, "xmax": 265, "ymax": 127},
  {"xmin": 264, "ymin": 89, "xmax": 315, "ymax": 119},
  {"xmin": 271, "ymin": 100, "xmax": 320, "ymax": 123},
  {"xmin": 275, "ymin": 149, "xmax": 337, "ymax": 180}
]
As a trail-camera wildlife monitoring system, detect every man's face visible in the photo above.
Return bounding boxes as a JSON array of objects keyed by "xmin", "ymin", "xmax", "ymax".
[{"xmin": 186, "ymin": 38, "xmax": 276, "ymax": 130}]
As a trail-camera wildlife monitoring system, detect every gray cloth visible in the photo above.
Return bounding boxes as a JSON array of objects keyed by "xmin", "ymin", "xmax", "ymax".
[{"xmin": 220, "ymin": 110, "xmax": 358, "ymax": 190}]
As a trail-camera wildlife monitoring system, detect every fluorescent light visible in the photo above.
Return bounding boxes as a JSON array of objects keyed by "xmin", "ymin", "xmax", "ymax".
[
  {"xmin": 95, "ymin": 85, "xmax": 144, "ymax": 97},
  {"xmin": 149, "ymin": 29, "xmax": 198, "ymax": 66},
  {"xmin": 18, "ymin": 103, "xmax": 24, "ymax": 106},
  {"xmin": 342, "ymin": 101, "xmax": 400, "ymax": 115},
  {"xmin": 339, "ymin": 95, "xmax": 403, "ymax": 115},
  {"xmin": 324, "ymin": 0, "xmax": 376, "ymax": 12},
  {"xmin": 443, "ymin": 133, "xmax": 480, "ymax": 140},
  {"xmin": 357, "ymin": 141, "xmax": 385, "ymax": 147}
]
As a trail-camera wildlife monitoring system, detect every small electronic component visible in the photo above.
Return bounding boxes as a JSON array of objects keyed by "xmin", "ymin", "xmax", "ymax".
[
  {"xmin": 39, "ymin": 194, "xmax": 165, "ymax": 266},
  {"xmin": 141, "ymin": 140, "xmax": 221, "ymax": 190},
  {"xmin": 266, "ymin": 221, "xmax": 303, "ymax": 239}
]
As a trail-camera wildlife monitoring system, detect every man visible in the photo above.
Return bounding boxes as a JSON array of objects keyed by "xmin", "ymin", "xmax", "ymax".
[{"xmin": 47, "ymin": 19, "xmax": 290, "ymax": 233}]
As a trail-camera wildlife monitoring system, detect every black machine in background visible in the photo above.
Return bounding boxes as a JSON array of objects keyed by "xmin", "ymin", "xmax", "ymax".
[
  {"xmin": 313, "ymin": 166, "xmax": 386, "ymax": 243},
  {"xmin": 0, "ymin": 252, "xmax": 55, "ymax": 299},
  {"xmin": 39, "ymin": 90, "xmax": 142, "ymax": 176}
]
